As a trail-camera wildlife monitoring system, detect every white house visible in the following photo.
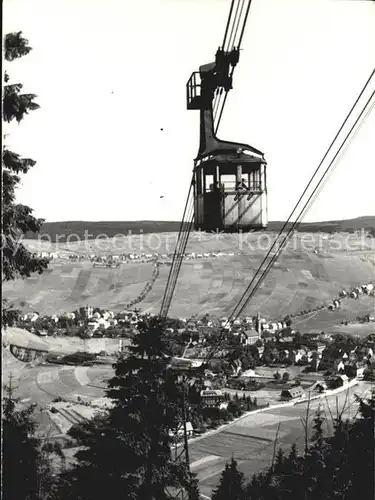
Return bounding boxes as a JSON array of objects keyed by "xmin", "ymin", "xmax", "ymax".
[
  {"xmin": 87, "ymin": 322, "xmax": 99, "ymax": 332},
  {"xmin": 24, "ymin": 312, "xmax": 39, "ymax": 322},
  {"xmin": 169, "ymin": 422, "xmax": 193, "ymax": 439}
]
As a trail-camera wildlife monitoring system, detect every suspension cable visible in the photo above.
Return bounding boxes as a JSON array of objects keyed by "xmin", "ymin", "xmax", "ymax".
[
  {"xmin": 230, "ymin": 70, "xmax": 375, "ymax": 320},
  {"xmin": 299, "ymin": 98, "xmax": 375, "ymax": 225},
  {"xmin": 160, "ymin": 192, "xmax": 195, "ymax": 318},
  {"xmin": 205, "ymin": 73, "xmax": 375, "ymax": 360},
  {"xmin": 225, "ymin": 0, "xmax": 242, "ymax": 52},
  {"xmin": 162, "ymin": 2, "xmax": 250, "ymax": 319},
  {"xmin": 235, "ymin": 89, "xmax": 375, "ymax": 317},
  {"xmin": 162, "ymin": 208, "xmax": 195, "ymax": 317},
  {"xmin": 215, "ymin": 0, "xmax": 253, "ymax": 132},
  {"xmin": 160, "ymin": 177, "xmax": 195, "ymax": 317},
  {"xmin": 230, "ymin": 0, "xmax": 246, "ymax": 51},
  {"xmin": 222, "ymin": 0, "xmax": 235, "ymax": 49},
  {"xmin": 160, "ymin": 200, "xmax": 194, "ymax": 318},
  {"xmin": 237, "ymin": 0, "xmax": 253, "ymax": 48}
]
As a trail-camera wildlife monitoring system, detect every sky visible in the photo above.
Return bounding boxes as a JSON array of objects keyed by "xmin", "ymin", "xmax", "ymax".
[{"xmin": 3, "ymin": 0, "xmax": 375, "ymax": 223}]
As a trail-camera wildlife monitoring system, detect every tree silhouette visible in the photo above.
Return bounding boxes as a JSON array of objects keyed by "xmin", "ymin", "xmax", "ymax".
[
  {"xmin": 212, "ymin": 457, "xmax": 245, "ymax": 500},
  {"xmin": 57, "ymin": 317, "xmax": 199, "ymax": 499},
  {"xmin": 2, "ymin": 374, "xmax": 57, "ymax": 499},
  {"xmin": 2, "ymin": 31, "xmax": 48, "ymax": 327},
  {"xmin": 240, "ymin": 391, "xmax": 375, "ymax": 499}
]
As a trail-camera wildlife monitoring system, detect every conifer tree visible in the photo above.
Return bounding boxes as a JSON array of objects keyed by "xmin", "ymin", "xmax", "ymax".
[
  {"xmin": 57, "ymin": 317, "xmax": 199, "ymax": 500},
  {"xmin": 2, "ymin": 31, "xmax": 48, "ymax": 327},
  {"xmin": 211, "ymin": 457, "xmax": 245, "ymax": 500},
  {"xmin": 2, "ymin": 376, "xmax": 57, "ymax": 499},
  {"xmin": 242, "ymin": 393, "xmax": 375, "ymax": 500}
]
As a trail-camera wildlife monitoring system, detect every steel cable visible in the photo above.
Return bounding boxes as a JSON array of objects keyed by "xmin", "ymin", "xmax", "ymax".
[{"xmin": 205, "ymin": 73, "xmax": 375, "ymax": 360}]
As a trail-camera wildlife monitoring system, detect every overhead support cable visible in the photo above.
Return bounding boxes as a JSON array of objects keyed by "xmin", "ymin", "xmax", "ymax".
[
  {"xmin": 225, "ymin": 0, "xmax": 242, "ymax": 52},
  {"xmin": 160, "ymin": 177, "xmax": 195, "ymax": 318},
  {"xmin": 222, "ymin": 0, "xmax": 235, "ymax": 49},
  {"xmin": 205, "ymin": 68, "xmax": 375, "ymax": 360},
  {"xmin": 231, "ymin": 0, "xmax": 246, "ymax": 50},
  {"xmin": 215, "ymin": 0, "xmax": 253, "ymax": 133},
  {"xmin": 237, "ymin": 0, "xmax": 253, "ymax": 48},
  {"xmin": 233, "ymin": 88, "xmax": 375, "ymax": 321},
  {"xmin": 160, "ymin": 194, "xmax": 194, "ymax": 318}
]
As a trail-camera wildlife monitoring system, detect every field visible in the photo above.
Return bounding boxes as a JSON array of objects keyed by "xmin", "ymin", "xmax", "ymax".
[
  {"xmin": 3, "ymin": 231, "xmax": 375, "ymax": 331},
  {"xmin": 2, "ymin": 261, "xmax": 153, "ymax": 316}
]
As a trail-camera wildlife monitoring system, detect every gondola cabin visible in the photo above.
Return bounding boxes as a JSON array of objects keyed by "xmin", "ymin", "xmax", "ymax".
[
  {"xmin": 187, "ymin": 47, "xmax": 268, "ymax": 232},
  {"xmin": 193, "ymin": 147, "xmax": 267, "ymax": 231}
]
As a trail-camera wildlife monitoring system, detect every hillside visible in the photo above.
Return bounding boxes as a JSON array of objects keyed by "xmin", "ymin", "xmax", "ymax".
[
  {"xmin": 268, "ymin": 216, "xmax": 375, "ymax": 233},
  {"xmin": 4, "ymin": 231, "xmax": 375, "ymax": 332},
  {"xmin": 26, "ymin": 216, "xmax": 375, "ymax": 241},
  {"xmin": 26, "ymin": 220, "xmax": 182, "ymax": 241}
]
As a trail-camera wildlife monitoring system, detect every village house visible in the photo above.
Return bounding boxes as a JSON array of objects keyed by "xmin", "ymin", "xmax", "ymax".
[
  {"xmin": 22, "ymin": 312, "xmax": 40, "ymax": 322},
  {"xmin": 240, "ymin": 329, "xmax": 260, "ymax": 345},
  {"xmin": 280, "ymin": 386, "xmax": 304, "ymax": 401},
  {"xmin": 169, "ymin": 422, "xmax": 193, "ymax": 439},
  {"xmin": 200, "ymin": 389, "xmax": 224, "ymax": 407}
]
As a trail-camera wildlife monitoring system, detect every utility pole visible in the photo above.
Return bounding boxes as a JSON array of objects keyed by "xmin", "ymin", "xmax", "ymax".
[
  {"xmin": 181, "ymin": 378, "xmax": 190, "ymax": 467},
  {"xmin": 171, "ymin": 374, "xmax": 192, "ymax": 500}
]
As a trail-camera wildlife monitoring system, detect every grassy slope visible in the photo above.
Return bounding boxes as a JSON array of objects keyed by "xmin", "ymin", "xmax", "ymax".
[{"xmin": 2, "ymin": 262, "xmax": 154, "ymax": 315}]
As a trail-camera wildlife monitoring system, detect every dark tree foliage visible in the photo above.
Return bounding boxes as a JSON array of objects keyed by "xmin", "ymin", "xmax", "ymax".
[
  {"xmin": 212, "ymin": 457, "xmax": 245, "ymax": 500},
  {"xmin": 240, "ymin": 391, "xmax": 375, "ymax": 500},
  {"xmin": 57, "ymin": 317, "xmax": 199, "ymax": 500},
  {"xmin": 2, "ymin": 31, "xmax": 48, "ymax": 327},
  {"xmin": 2, "ymin": 378, "xmax": 59, "ymax": 500}
]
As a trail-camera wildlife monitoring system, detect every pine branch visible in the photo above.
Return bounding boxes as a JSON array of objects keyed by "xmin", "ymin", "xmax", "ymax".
[
  {"xmin": 5, "ymin": 32, "xmax": 32, "ymax": 61},
  {"xmin": 3, "ymin": 85, "xmax": 40, "ymax": 122}
]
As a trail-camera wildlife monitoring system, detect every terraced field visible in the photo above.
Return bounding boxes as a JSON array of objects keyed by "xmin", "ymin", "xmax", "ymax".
[
  {"xmin": 3, "ymin": 232, "xmax": 374, "ymax": 329},
  {"xmin": 2, "ymin": 261, "xmax": 153, "ymax": 315},
  {"xmin": 141, "ymin": 250, "xmax": 375, "ymax": 327}
]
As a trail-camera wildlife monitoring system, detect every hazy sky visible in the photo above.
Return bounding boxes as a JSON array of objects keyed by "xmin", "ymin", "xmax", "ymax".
[{"xmin": 3, "ymin": 0, "xmax": 375, "ymax": 223}]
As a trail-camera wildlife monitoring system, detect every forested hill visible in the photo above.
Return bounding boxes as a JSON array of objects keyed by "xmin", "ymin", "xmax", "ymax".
[
  {"xmin": 25, "ymin": 216, "xmax": 375, "ymax": 241},
  {"xmin": 267, "ymin": 216, "xmax": 375, "ymax": 233}
]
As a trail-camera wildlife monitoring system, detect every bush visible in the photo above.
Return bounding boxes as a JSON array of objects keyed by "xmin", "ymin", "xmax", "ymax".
[{"xmin": 227, "ymin": 400, "xmax": 242, "ymax": 418}]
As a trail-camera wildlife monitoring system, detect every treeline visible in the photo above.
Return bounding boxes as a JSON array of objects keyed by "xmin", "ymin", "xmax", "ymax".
[
  {"xmin": 25, "ymin": 221, "xmax": 182, "ymax": 241},
  {"xmin": 24, "ymin": 216, "xmax": 375, "ymax": 241},
  {"xmin": 212, "ymin": 393, "xmax": 374, "ymax": 500},
  {"xmin": 268, "ymin": 215, "xmax": 375, "ymax": 234}
]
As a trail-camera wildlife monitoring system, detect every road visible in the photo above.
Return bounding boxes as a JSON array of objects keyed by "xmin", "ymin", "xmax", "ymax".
[
  {"xmin": 6, "ymin": 358, "xmax": 373, "ymax": 498},
  {"xmin": 189, "ymin": 381, "xmax": 372, "ymax": 499}
]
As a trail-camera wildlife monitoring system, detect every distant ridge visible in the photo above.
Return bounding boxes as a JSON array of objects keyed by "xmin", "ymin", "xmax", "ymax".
[
  {"xmin": 267, "ymin": 216, "xmax": 375, "ymax": 233},
  {"xmin": 25, "ymin": 216, "xmax": 375, "ymax": 242}
]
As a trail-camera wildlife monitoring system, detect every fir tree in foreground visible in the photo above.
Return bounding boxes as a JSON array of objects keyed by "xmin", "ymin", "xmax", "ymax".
[
  {"xmin": 240, "ymin": 391, "xmax": 375, "ymax": 500},
  {"xmin": 2, "ymin": 31, "xmax": 48, "ymax": 328},
  {"xmin": 2, "ymin": 376, "xmax": 62, "ymax": 500},
  {"xmin": 212, "ymin": 457, "xmax": 245, "ymax": 500},
  {"xmin": 57, "ymin": 317, "xmax": 199, "ymax": 500}
]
